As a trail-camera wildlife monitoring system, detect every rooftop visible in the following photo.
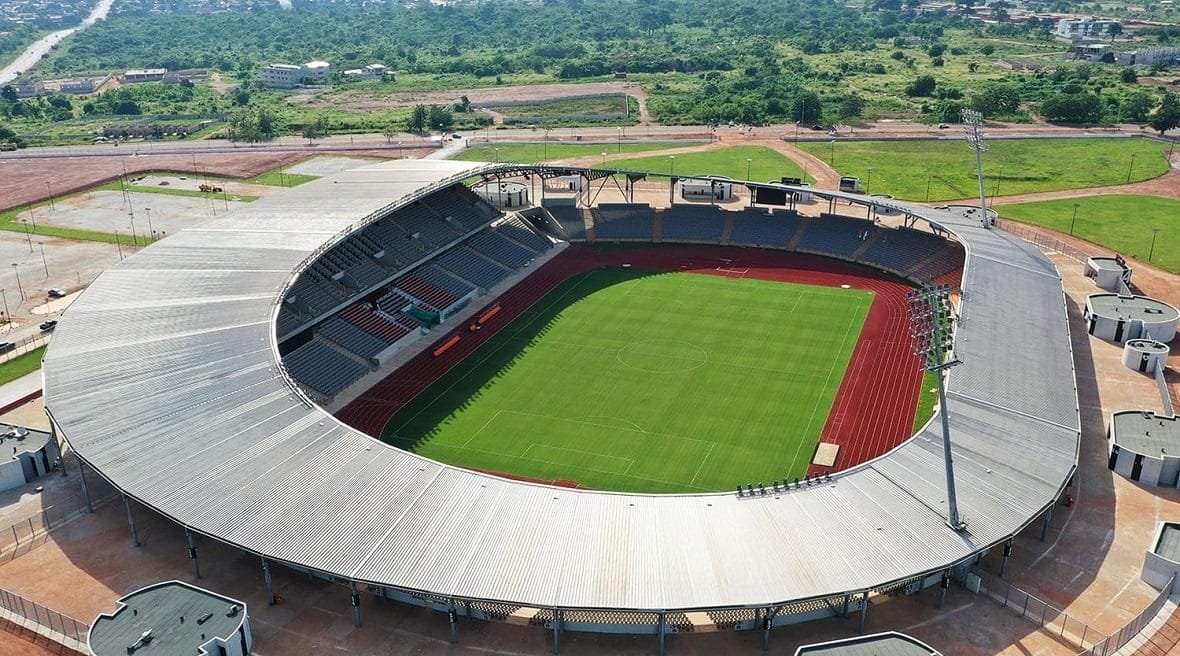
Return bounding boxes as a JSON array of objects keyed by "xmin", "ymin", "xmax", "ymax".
[
  {"xmin": 1156, "ymin": 523, "xmax": 1180, "ymax": 563},
  {"xmin": 1111, "ymin": 411, "xmax": 1180, "ymax": 457},
  {"xmin": 795, "ymin": 631, "xmax": 940, "ymax": 656},
  {"xmin": 88, "ymin": 581, "xmax": 246, "ymax": 656},
  {"xmin": 1088, "ymin": 294, "xmax": 1180, "ymax": 322}
]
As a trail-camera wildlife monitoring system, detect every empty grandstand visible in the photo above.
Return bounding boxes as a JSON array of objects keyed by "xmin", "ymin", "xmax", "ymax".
[{"xmin": 43, "ymin": 160, "xmax": 1075, "ymax": 650}]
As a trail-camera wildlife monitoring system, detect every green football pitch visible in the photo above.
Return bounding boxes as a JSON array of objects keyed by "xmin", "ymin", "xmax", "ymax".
[{"xmin": 382, "ymin": 267, "xmax": 872, "ymax": 493}]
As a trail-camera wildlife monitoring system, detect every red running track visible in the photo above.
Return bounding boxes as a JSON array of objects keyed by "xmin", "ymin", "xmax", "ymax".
[{"xmin": 337, "ymin": 244, "xmax": 940, "ymax": 474}]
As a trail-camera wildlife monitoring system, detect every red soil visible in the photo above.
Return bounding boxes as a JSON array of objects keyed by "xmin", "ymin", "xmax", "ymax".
[{"xmin": 336, "ymin": 244, "xmax": 925, "ymax": 480}]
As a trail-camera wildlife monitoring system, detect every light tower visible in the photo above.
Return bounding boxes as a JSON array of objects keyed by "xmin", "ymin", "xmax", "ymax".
[
  {"xmin": 908, "ymin": 283, "xmax": 967, "ymax": 531},
  {"xmin": 962, "ymin": 109, "xmax": 991, "ymax": 229}
]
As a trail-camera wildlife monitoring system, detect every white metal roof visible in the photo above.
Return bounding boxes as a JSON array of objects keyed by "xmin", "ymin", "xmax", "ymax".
[{"xmin": 43, "ymin": 159, "xmax": 1079, "ymax": 611}]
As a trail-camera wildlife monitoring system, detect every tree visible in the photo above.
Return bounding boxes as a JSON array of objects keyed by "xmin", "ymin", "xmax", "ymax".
[
  {"xmin": 302, "ymin": 114, "xmax": 329, "ymax": 144},
  {"xmin": 0, "ymin": 86, "xmax": 15, "ymax": 103},
  {"xmin": 1120, "ymin": 91, "xmax": 1154, "ymax": 122},
  {"xmin": 980, "ymin": 44, "xmax": 995, "ymax": 55},
  {"xmin": 427, "ymin": 104, "xmax": 454, "ymax": 131},
  {"xmin": 406, "ymin": 104, "xmax": 428, "ymax": 133},
  {"xmin": 382, "ymin": 124, "xmax": 400, "ymax": 144},
  {"xmin": 906, "ymin": 75, "xmax": 937, "ymax": 97},
  {"xmin": 1039, "ymin": 92, "xmax": 1104, "ymax": 124},
  {"xmin": 1121, "ymin": 67, "xmax": 1138, "ymax": 83},
  {"xmin": 967, "ymin": 61, "xmax": 979, "ymax": 73},
  {"xmin": 791, "ymin": 91, "xmax": 823, "ymax": 123},
  {"xmin": 1149, "ymin": 92, "xmax": 1180, "ymax": 134},
  {"xmin": 837, "ymin": 94, "xmax": 865, "ymax": 121},
  {"xmin": 969, "ymin": 83, "xmax": 1020, "ymax": 117},
  {"xmin": 113, "ymin": 99, "xmax": 141, "ymax": 115},
  {"xmin": 927, "ymin": 43, "xmax": 946, "ymax": 57}
]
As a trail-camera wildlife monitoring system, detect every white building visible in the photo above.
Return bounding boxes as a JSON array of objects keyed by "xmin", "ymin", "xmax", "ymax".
[
  {"xmin": 1056, "ymin": 16, "xmax": 1120, "ymax": 41},
  {"xmin": 344, "ymin": 63, "xmax": 389, "ymax": 79},
  {"xmin": 261, "ymin": 63, "xmax": 305, "ymax": 89},
  {"xmin": 303, "ymin": 60, "xmax": 331, "ymax": 82},
  {"xmin": 123, "ymin": 68, "xmax": 167, "ymax": 83}
]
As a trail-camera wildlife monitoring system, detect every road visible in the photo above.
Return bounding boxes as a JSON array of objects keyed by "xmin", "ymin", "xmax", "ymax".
[{"xmin": 0, "ymin": 0, "xmax": 116, "ymax": 86}]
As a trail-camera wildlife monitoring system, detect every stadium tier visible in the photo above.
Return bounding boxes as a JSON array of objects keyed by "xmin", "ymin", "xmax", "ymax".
[
  {"xmin": 43, "ymin": 160, "xmax": 1077, "ymax": 641},
  {"xmin": 727, "ymin": 208, "xmax": 803, "ymax": 249},
  {"xmin": 591, "ymin": 203, "xmax": 657, "ymax": 240},
  {"xmin": 659, "ymin": 205, "xmax": 728, "ymax": 244}
]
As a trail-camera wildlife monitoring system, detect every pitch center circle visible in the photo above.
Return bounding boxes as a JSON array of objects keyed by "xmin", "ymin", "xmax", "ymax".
[{"xmin": 615, "ymin": 339, "xmax": 709, "ymax": 374}]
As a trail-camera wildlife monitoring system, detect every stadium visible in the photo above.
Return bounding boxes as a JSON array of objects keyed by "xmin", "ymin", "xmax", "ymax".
[{"xmin": 41, "ymin": 158, "xmax": 1078, "ymax": 651}]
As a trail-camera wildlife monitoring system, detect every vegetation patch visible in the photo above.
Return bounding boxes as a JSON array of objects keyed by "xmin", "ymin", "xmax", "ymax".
[
  {"xmin": 999, "ymin": 194, "xmax": 1180, "ymax": 274},
  {"xmin": 607, "ymin": 145, "xmax": 815, "ymax": 183},
  {"xmin": 797, "ymin": 138, "xmax": 1169, "ymax": 201},
  {"xmin": 0, "ymin": 346, "xmax": 47, "ymax": 387},
  {"xmin": 454, "ymin": 141, "xmax": 686, "ymax": 164}
]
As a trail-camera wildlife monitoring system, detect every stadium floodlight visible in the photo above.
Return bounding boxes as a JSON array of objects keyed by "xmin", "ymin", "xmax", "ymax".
[
  {"xmin": 962, "ymin": 109, "xmax": 991, "ymax": 230},
  {"xmin": 908, "ymin": 284, "xmax": 967, "ymax": 532}
]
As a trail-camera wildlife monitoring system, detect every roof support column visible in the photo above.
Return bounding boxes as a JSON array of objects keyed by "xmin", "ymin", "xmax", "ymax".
[
  {"xmin": 762, "ymin": 605, "xmax": 779, "ymax": 651},
  {"xmin": 185, "ymin": 528, "xmax": 201, "ymax": 579},
  {"xmin": 261, "ymin": 557, "xmax": 275, "ymax": 605},
  {"xmin": 1000, "ymin": 539, "xmax": 1013, "ymax": 577},
  {"xmin": 1041, "ymin": 507, "xmax": 1053, "ymax": 542},
  {"xmin": 939, "ymin": 570, "xmax": 951, "ymax": 609},
  {"xmin": 448, "ymin": 599, "xmax": 458, "ymax": 644},
  {"xmin": 350, "ymin": 581, "xmax": 361, "ymax": 627},
  {"xmin": 841, "ymin": 593, "xmax": 850, "ymax": 617},
  {"xmin": 551, "ymin": 608, "xmax": 562, "ymax": 655},
  {"xmin": 858, "ymin": 591, "xmax": 869, "ymax": 634},
  {"xmin": 657, "ymin": 611, "xmax": 667, "ymax": 656},
  {"xmin": 76, "ymin": 457, "xmax": 92, "ymax": 513},
  {"xmin": 123, "ymin": 495, "xmax": 139, "ymax": 547}
]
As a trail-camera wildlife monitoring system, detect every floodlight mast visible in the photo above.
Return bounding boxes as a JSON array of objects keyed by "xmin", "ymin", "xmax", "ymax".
[
  {"xmin": 908, "ymin": 284, "xmax": 967, "ymax": 532},
  {"xmin": 962, "ymin": 109, "xmax": 991, "ymax": 230}
]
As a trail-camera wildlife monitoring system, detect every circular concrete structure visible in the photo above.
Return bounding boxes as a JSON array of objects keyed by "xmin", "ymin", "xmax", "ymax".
[{"xmin": 42, "ymin": 161, "xmax": 1079, "ymax": 636}]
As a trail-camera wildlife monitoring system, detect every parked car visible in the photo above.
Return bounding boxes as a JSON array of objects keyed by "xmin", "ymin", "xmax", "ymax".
[
  {"xmin": 39, "ymin": 320, "xmax": 57, "ymax": 331},
  {"xmin": 0, "ymin": 342, "xmax": 14, "ymax": 354},
  {"xmin": 937, "ymin": 123, "xmax": 950, "ymax": 129},
  {"xmin": 809, "ymin": 123, "xmax": 825, "ymax": 131},
  {"xmin": 47, "ymin": 288, "xmax": 66, "ymax": 298}
]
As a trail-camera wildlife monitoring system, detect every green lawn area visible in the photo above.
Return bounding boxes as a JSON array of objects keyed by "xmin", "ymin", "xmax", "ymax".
[
  {"xmin": 247, "ymin": 170, "xmax": 320, "ymax": 187},
  {"xmin": 454, "ymin": 141, "xmax": 685, "ymax": 164},
  {"xmin": 606, "ymin": 145, "xmax": 815, "ymax": 184},
  {"xmin": 796, "ymin": 138, "xmax": 1169, "ymax": 201},
  {"xmin": 998, "ymin": 194, "xmax": 1180, "ymax": 274},
  {"xmin": 382, "ymin": 267, "xmax": 871, "ymax": 493},
  {"xmin": 0, "ymin": 346, "xmax": 46, "ymax": 386},
  {"xmin": 99, "ymin": 181, "xmax": 259, "ymax": 202}
]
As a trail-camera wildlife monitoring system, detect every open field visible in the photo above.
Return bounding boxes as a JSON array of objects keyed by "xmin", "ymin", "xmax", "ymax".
[
  {"xmin": 607, "ymin": 145, "xmax": 815, "ymax": 184},
  {"xmin": 382, "ymin": 267, "xmax": 871, "ymax": 493},
  {"xmin": 454, "ymin": 140, "xmax": 683, "ymax": 164},
  {"xmin": 999, "ymin": 194, "xmax": 1180, "ymax": 274},
  {"xmin": 0, "ymin": 346, "xmax": 46, "ymax": 386},
  {"xmin": 796, "ymin": 138, "xmax": 1170, "ymax": 201}
]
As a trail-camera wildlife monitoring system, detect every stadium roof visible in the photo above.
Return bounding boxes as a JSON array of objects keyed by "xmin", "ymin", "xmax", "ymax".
[{"xmin": 44, "ymin": 159, "xmax": 1079, "ymax": 612}]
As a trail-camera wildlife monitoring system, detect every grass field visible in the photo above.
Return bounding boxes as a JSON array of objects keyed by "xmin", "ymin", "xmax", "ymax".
[
  {"xmin": 455, "ymin": 141, "xmax": 683, "ymax": 164},
  {"xmin": 382, "ymin": 267, "xmax": 872, "ymax": 493},
  {"xmin": 999, "ymin": 194, "xmax": 1180, "ymax": 274},
  {"xmin": 0, "ymin": 346, "xmax": 46, "ymax": 387},
  {"xmin": 247, "ymin": 170, "xmax": 319, "ymax": 187},
  {"xmin": 796, "ymin": 138, "xmax": 1169, "ymax": 201},
  {"xmin": 606, "ymin": 145, "xmax": 815, "ymax": 184}
]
